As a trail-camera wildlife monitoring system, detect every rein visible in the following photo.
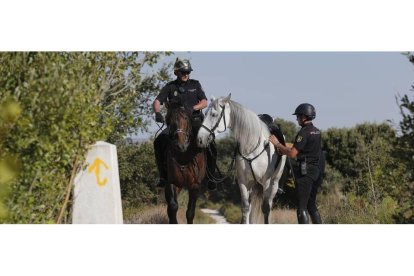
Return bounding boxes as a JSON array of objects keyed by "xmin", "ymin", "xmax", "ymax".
[
  {"xmin": 198, "ymin": 104, "xmax": 230, "ymax": 184},
  {"xmin": 204, "ymin": 140, "xmax": 236, "ymax": 185},
  {"xmin": 155, "ymin": 122, "xmax": 165, "ymax": 138}
]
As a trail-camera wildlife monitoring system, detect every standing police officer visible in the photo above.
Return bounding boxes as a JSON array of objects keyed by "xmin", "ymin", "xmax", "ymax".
[
  {"xmin": 153, "ymin": 58, "xmax": 219, "ymax": 190},
  {"xmin": 269, "ymin": 103, "xmax": 323, "ymax": 224}
]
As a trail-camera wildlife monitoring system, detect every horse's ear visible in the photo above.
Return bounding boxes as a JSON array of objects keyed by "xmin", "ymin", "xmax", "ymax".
[
  {"xmin": 211, "ymin": 95, "xmax": 216, "ymax": 102},
  {"xmin": 223, "ymin": 93, "xmax": 231, "ymax": 103}
]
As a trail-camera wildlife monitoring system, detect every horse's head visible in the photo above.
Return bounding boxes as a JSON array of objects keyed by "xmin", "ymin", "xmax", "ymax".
[
  {"xmin": 166, "ymin": 100, "xmax": 192, "ymax": 152},
  {"xmin": 197, "ymin": 93, "xmax": 232, "ymax": 148}
]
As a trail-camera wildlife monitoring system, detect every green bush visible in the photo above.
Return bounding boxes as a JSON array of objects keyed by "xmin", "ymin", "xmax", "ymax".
[
  {"xmin": 117, "ymin": 139, "xmax": 159, "ymax": 210},
  {"xmin": 0, "ymin": 99, "xmax": 22, "ymax": 219},
  {"xmin": 320, "ymin": 164, "xmax": 344, "ymax": 195},
  {"xmin": 320, "ymin": 192, "xmax": 397, "ymax": 224},
  {"xmin": 0, "ymin": 52, "xmax": 171, "ymax": 223},
  {"xmin": 321, "ymin": 122, "xmax": 411, "ymax": 223}
]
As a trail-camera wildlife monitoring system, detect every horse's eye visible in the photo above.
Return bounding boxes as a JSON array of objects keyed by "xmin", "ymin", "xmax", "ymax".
[{"xmin": 211, "ymin": 113, "xmax": 217, "ymax": 117}]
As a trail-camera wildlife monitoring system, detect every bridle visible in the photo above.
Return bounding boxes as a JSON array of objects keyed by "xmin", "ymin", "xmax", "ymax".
[
  {"xmin": 200, "ymin": 104, "xmax": 227, "ymax": 140},
  {"xmin": 169, "ymin": 109, "xmax": 192, "ymax": 148},
  {"xmin": 174, "ymin": 127, "xmax": 191, "ymax": 139}
]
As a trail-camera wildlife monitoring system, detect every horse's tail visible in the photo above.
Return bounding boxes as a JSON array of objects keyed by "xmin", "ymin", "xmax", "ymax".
[
  {"xmin": 249, "ymin": 183, "xmax": 264, "ymax": 224},
  {"xmin": 277, "ymin": 158, "xmax": 291, "ymax": 193}
]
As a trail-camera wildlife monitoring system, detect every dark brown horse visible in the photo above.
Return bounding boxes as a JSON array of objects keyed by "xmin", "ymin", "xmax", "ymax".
[{"xmin": 165, "ymin": 102, "xmax": 206, "ymax": 224}]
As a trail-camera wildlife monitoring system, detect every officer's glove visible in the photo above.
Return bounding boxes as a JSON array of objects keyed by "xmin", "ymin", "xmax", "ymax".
[{"xmin": 155, "ymin": 112, "xmax": 164, "ymax": 123}]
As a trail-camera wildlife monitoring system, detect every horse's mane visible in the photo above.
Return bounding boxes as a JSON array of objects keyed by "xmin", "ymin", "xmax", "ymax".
[{"xmin": 227, "ymin": 100, "xmax": 270, "ymax": 154}]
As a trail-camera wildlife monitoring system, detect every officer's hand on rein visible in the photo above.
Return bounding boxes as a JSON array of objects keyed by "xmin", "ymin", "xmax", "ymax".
[{"xmin": 155, "ymin": 112, "xmax": 164, "ymax": 123}]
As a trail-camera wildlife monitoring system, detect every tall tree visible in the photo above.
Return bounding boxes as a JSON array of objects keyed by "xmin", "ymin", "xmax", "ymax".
[
  {"xmin": 394, "ymin": 52, "xmax": 414, "ymax": 222},
  {"xmin": 397, "ymin": 52, "xmax": 414, "ymax": 179}
]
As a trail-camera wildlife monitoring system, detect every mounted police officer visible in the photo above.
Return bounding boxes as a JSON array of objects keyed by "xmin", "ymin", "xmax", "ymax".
[
  {"xmin": 153, "ymin": 58, "xmax": 219, "ymax": 190},
  {"xmin": 268, "ymin": 103, "xmax": 323, "ymax": 224}
]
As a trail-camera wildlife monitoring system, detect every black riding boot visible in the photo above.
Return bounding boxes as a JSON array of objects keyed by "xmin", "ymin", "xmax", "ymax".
[
  {"xmin": 309, "ymin": 210, "xmax": 322, "ymax": 224},
  {"xmin": 154, "ymin": 134, "xmax": 169, "ymax": 188},
  {"xmin": 297, "ymin": 209, "xmax": 309, "ymax": 224}
]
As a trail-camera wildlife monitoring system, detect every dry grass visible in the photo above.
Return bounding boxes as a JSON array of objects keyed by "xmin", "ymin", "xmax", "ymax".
[
  {"xmin": 124, "ymin": 204, "xmax": 169, "ymax": 224},
  {"xmin": 271, "ymin": 208, "xmax": 297, "ymax": 224},
  {"xmin": 126, "ymin": 189, "xmax": 396, "ymax": 224},
  {"xmin": 218, "ymin": 201, "xmax": 298, "ymax": 224},
  {"xmin": 124, "ymin": 204, "xmax": 296, "ymax": 224},
  {"xmin": 125, "ymin": 204, "xmax": 212, "ymax": 224},
  {"xmin": 124, "ymin": 191, "xmax": 216, "ymax": 224}
]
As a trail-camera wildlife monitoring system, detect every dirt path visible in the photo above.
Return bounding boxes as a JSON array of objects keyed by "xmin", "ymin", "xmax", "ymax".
[{"xmin": 200, "ymin": 208, "xmax": 229, "ymax": 224}]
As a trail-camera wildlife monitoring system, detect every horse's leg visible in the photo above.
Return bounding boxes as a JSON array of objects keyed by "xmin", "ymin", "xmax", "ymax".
[
  {"xmin": 239, "ymin": 182, "xmax": 251, "ymax": 224},
  {"xmin": 165, "ymin": 183, "xmax": 178, "ymax": 224},
  {"xmin": 262, "ymin": 180, "xmax": 278, "ymax": 224},
  {"xmin": 186, "ymin": 188, "xmax": 199, "ymax": 224},
  {"xmin": 262, "ymin": 155, "xmax": 286, "ymax": 224},
  {"xmin": 262, "ymin": 200, "xmax": 270, "ymax": 224}
]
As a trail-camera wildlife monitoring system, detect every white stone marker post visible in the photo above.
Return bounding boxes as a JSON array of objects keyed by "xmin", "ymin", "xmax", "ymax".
[{"xmin": 72, "ymin": 141, "xmax": 123, "ymax": 224}]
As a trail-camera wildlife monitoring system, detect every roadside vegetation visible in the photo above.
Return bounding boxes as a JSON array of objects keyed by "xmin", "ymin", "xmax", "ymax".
[
  {"xmin": 1, "ymin": 52, "xmax": 413, "ymax": 224},
  {"xmin": 0, "ymin": 52, "xmax": 172, "ymax": 223}
]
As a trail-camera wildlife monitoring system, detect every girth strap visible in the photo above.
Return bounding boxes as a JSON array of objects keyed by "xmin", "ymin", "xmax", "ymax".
[{"xmin": 238, "ymin": 142, "xmax": 270, "ymax": 185}]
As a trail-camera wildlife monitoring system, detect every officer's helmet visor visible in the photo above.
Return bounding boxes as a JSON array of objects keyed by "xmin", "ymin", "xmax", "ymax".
[{"xmin": 178, "ymin": 70, "xmax": 191, "ymax": 75}]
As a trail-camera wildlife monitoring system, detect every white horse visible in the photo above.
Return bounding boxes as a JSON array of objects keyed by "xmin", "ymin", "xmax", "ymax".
[{"xmin": 197, "ymin": 94, "xmax": 286, "ymax": 224}]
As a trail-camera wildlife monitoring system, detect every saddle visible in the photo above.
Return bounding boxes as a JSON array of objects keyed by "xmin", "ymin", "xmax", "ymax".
[
  {"xmin": 258, "ymin": 114, "xmax": 286, "ymax": 146},
  {"xmin": 258, "ymin": 114, "xmax": 286, "ymax": 172}
]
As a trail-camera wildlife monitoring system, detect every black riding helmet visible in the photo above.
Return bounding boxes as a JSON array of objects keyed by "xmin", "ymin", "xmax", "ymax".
[
  {"xmin": 293, "ymin": 103, "xmax": 316, "ymax": 120},
  {"xmin": 174, "ymin": 58, "xmax": 193, "ymax": 73}
]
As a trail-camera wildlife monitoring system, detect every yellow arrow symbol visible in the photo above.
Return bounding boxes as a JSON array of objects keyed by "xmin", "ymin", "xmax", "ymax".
[{"xmin": 88, "ymin": 158, "xmax": 110, "ymax": 186}]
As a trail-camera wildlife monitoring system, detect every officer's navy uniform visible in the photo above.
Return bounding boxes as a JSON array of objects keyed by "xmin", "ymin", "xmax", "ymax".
[
  {"xmin": 157, "ymin": 79, "xmax": 207, "ymax": 131},
  {"xmin": 293, "ymin": 122, "xmax": 323, "ymax": 224}
]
